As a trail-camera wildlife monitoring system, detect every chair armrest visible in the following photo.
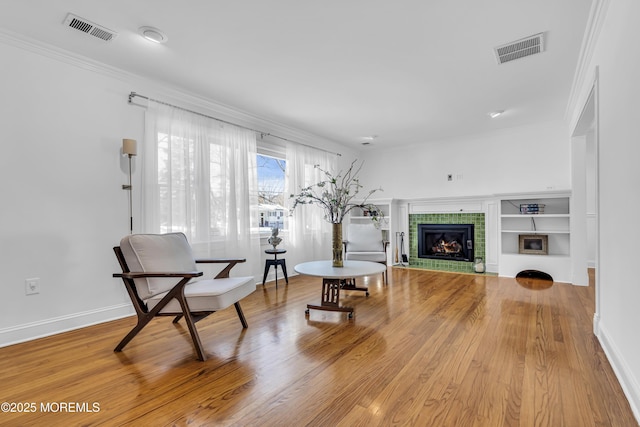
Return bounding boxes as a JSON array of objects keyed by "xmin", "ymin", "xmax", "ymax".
[
  {"xmin": 195, "ymin": 258, "xmax": 246, "ymax": 279},
  {"xmin": 383, "ymin": 241, "xmax": 390, "ymax": 253},
  {"xmin": 113, "ymin": 271, "xmax": 203, "ymax": 279}
]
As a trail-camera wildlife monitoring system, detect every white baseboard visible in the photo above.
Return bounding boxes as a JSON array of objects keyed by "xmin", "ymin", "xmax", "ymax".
[
  {"xmin": 0, "ymin": 304, "xmax": 134, "ymax": 348},
  {"xmin": 485, "ymin": 263, "xmax": 499, "ymax": 274},
  {"xmin": 596, "ymin": 322, "xmax": 640, "ymax": 424}
]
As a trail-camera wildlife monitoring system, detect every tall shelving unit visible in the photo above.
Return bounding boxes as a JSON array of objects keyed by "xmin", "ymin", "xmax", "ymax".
[{"xmin": 499, "ymin": 193, "xmax": 571, "ymax": 282}]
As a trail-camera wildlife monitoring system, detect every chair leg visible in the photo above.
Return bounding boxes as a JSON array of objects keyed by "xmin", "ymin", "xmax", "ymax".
[
  {"xmin": 172, "ymin": 315, "xmax": 183, "ymax": 324},
  {"xmin": 234, "ymin": 302, "xmax": 248, "ymax": 328},
  {"xmin": 175, "ymin": 294, "xmax": 207, "ymax": 361},
  {"xmin": 114, "ymin": 314, "xmax": 154, "ymax": 352},
  {"xmin": 183, "ymin": 314, "xmax": 206, "ymax": 361}
]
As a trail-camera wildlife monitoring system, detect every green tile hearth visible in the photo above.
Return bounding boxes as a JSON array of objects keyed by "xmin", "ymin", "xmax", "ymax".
[{"xmin": 408, "ymin": 213, "xmax": 485, "ymax": 274}]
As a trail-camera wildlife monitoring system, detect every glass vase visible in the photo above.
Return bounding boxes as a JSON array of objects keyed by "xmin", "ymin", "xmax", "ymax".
[{"xmin": 332, "ymin": 222, "xmax": 343, "ymax": 267}]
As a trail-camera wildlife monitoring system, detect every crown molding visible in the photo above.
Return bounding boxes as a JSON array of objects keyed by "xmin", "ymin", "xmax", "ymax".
[
  {"xmin": 0, "ymin": 28, "xmax": 351, "ymax": 155},
  {"xmin": 565, "ymin": 0, "xmax": 610, "ymax": 125},
  {"xmin": 0, "ymin": 28, "xmax": 135, "ymax": 82}
]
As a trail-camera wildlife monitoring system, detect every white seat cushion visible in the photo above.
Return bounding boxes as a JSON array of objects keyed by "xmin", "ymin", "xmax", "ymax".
[
  {"xmin": 345, "ymin": 252, "xmax": 387, "ymax": 263},
  {"xmin": 147, "ymin": 276, "xmax": 256, "ymax": 313}
]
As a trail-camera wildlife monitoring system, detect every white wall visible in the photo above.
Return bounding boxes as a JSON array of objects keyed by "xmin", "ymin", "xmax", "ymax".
[
  {"xmin": 0, "ymin": 40, "xmax": 140, "ymax": 345},
  {"xmin": 0, "ymin": 34, "xmax": 352, "ymax": 347},
  {"xmin": 568, "ymin": 0, "xmax": 640, "ymax": 420},
  {"xmin": 357, "ymin": 121, "xmax": 571, "ymax": 200}
]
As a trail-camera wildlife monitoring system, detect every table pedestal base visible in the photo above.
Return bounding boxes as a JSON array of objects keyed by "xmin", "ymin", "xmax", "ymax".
[
  {"xmin": 296, "ymin": 260, "xmax": 383, "ymax": 320},
  {"xmin": 305, "ymin": 278, "xmax": 371, "ymax": 319},
  {"xmin": 340, "ymin": 278, "xmax": 369, "ymax": 296}
]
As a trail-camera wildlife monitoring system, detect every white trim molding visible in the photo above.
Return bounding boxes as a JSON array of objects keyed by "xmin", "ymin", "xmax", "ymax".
[
  {"xmin": 597, "ymin": 323, "xmax": 640, "ymax": 423},
  {"xmin": 0, "ymin": 304, "xmax": 133, "ymax": 349},
  {"xmin": 0, "ymin": 28, "xmax": 350, "ymax": 158},
  {"xmin": 566, "ymin": 0, "xmax": 610, "ymax": 125}
]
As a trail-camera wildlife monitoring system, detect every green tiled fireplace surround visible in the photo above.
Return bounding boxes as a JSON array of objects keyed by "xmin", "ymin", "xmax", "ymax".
[{"xmin": 408, "ymin": 213, "xmax": 485, "ymax": 273}]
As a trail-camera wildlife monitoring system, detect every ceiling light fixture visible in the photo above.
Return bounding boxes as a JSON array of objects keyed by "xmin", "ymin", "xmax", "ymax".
[
  {"xmin": 139, "ymin": 26, "xmax": 168, "ymax": 44},
  {"xmin": 360, "ymin": 135, "xmax": 378, "ymax": 146},
  {"xmin": 488, "ymin": 110, "xmax": 505, "ymax": 119}
]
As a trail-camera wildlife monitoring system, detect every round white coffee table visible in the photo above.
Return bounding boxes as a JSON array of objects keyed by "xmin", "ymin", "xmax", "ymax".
[{"xmin": 294, "ymin": 260, "xmax": 386, "ymax": 318}]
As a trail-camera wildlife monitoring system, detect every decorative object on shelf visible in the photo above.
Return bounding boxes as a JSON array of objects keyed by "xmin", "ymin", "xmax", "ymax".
[
  {"xmin": 519, "ymin": 203, "xmax": 545, "ymax": 214},
  {"xmin": 474, "ymin": 257, "xmax": 485, "ymax": 273},
  {"xmin": 362, "ymin": 208, "xmax": 379, "ymax": 217},
  {"xmin": 518, "ymin": 234, "xmax": 548, "ymax": 255},
  {"xmin": 267, "ymin": 227, "xmax": 282, "ymax": 249},
  {"xmin": 289, "ymin": 160, "xmax": 383, "ymax": 267}
]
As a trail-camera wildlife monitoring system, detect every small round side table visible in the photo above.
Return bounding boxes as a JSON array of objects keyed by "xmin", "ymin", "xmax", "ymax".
[{"xmin": 262, "ymin": 249, "xmax": 288, "ymax": 288}]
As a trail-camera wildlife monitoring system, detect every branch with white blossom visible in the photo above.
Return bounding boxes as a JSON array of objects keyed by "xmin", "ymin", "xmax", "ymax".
[{"xmin": 289, "ymin": 160, "xmax": 384, "ymax": 225}]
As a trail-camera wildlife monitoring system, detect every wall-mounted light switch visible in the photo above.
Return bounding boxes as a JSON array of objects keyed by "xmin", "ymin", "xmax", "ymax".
[
  {"xmin": 25, "ymin": 278, "xmax": 40, "ymax": 295},
  {"xmin": 447, "ymin": 174, "xmax": 453, "ymax": 181}
]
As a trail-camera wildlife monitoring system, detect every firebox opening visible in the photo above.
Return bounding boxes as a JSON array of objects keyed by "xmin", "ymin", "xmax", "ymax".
[{"xmin": 418, "ymin": 224, "xmax": 475, "ymax": 262}]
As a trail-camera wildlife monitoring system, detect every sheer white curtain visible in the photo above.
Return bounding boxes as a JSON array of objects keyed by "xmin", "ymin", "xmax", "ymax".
[
  {"xmin": 142, "ymin": 102, "xmax": 260, "ymax": 278},
  {"xmin": 285, "ymin": 142, "xmax": 338, "ymax": 266}
]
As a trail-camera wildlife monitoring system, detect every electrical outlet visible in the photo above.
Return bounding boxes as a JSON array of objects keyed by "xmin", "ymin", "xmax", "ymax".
[{"xmin": 25, "ymin": 278, "xmax": 40, "ymax": 295}]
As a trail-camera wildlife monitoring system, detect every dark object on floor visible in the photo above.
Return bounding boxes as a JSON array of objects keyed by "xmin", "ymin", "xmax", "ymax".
[{"xmin": 515, "ymin": 270, "xmax": 554, "ymax": 290}]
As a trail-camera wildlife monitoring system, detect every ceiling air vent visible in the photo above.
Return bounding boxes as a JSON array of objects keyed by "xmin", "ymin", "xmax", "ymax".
[
  {"xmin": 63, "ymin": 13, "xmax": 117, "ymax": 42},
  {"xmin": 494, "ymin": 33, "xmax": 544, "ymax": 64}
]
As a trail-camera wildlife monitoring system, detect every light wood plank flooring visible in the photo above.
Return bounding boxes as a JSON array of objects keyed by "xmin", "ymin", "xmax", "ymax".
[{"xmin": 1, "ymin": 268, "xmax": 637, "ymax": 426}]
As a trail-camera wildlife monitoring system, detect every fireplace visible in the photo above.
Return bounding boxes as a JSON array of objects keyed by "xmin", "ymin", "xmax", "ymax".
[{"xmin": 418, "ymin": 224, "xmax": 475, "ymax": 261}]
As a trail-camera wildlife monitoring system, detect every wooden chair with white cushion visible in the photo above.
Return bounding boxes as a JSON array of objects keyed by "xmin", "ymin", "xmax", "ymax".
[
  {"xmin": 344, "ymin": 223, "xmax": 389, "ymax": 287},
  {"xmin": 113, "ymin": 232, "xmax": 255, "ymax": 361}
]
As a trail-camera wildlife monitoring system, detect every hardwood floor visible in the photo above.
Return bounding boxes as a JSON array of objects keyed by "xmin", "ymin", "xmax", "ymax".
[{"xmin": 1, "ymin": 268, "xmax": 637, "ymax": 426}]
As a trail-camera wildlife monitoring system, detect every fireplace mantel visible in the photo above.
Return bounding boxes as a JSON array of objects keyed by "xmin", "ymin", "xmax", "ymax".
[
  {"xmin": 409, "ymin": 200, "xmax": 485, "ymax": 214},
  {"xmin": 396, "ymin": 196, "xmax": 499, "ymax": 273}
]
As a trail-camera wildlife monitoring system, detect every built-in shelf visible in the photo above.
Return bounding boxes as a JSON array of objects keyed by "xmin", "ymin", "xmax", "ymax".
[
  {"xmin": 499, "ymin": 194, "xmax": 571, "ymax": 282},
  {"xmin": 501, "ymin": 230, "xmax": 570, "ymax": 234}
]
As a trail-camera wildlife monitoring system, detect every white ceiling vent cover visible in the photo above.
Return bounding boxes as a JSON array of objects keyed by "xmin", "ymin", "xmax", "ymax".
[
  {"xmin": 63, "ymin": 13, "xmax": 117, "ymax": 42},
  {"xmin": 494, "ymin": 33, "xmax": 544, "ymax": 64}
]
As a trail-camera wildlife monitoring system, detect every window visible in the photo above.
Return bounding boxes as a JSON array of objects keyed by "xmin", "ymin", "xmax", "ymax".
[{"xmin": 257, "ymin": 153, "xmax": 286, "ymax": 234}]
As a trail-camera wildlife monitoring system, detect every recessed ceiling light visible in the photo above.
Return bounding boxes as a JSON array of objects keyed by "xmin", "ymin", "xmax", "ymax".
[
  {"xmin": 488, "ymin": 110, "xmax": 505, "ymax": 118},
  {"xmin": 360, "ymin": 135, "xmax": 378, "ymax": 145},
  {"xmin": 139, "ymin": 26, "xmax": 168, "ymax": 44}
]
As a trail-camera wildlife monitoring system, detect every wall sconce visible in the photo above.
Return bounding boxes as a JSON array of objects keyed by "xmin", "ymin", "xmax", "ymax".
[{"xmin": 122, "ymin": 138, "xmax": 137, "ymax": 233}]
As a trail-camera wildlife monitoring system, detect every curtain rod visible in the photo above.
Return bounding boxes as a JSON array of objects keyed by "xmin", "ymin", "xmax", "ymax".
[{"xmin": 128, "ymin": 91, "xmax": 341, "ymax": 157}]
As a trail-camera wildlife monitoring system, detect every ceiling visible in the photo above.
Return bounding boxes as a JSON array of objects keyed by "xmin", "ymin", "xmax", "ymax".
[{"xmin": 0, "ymin": 0, "xmax": 593, "ymax": 149}]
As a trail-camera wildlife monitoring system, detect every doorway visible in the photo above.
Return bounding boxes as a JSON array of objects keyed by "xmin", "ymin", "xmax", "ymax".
[{"xmin": 571, "ymin": 76, "xmax": 599, "ymax": 327}]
